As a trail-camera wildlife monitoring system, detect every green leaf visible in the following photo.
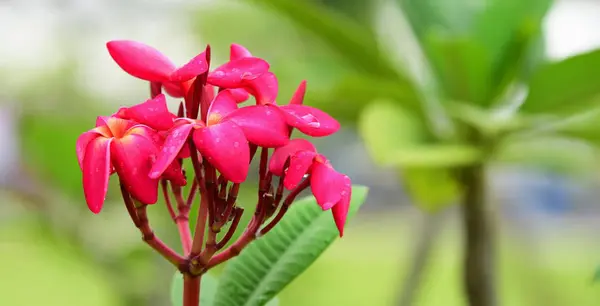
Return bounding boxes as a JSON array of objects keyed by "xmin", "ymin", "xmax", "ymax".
[
  {"xmin": 321, "ymin": 75, "xmax": 420, "ymax": 123},
  {"xmin": 359, "ymin": 101, "xmax": 481, "ymax": 167},
  {"xmin": 245, "ymin": 0, "xmax": 400, "ymax": 80},
  {"xmin": 402, "ymin": 168, "xmax": 461, "ymax": 212},
  {"xmin": 387, "ymin": 144, "xmax": 482, "ymax": 168},
  {"xmin": 521, "ymin": 49, "xmax": 600, "ymax": 114},
  {"xmin": 495, "ymin": 136, "xmax": 598, "ymax": 175},
  {"xmin": 424, "ymin": 34, "xmax": 492, "ymax": 105},
  {"xmin": 474, "ymin": 0, "xmax": 551, "ymax": 66},
  {"xmin": 213, "ymin": 186, "xmax": 369, "ymax": 306},
  {"xmin": 549, "ymin": 108, "xmax": 600, "ymax": 143},
  {"xmin": 170, "ymin": 272, "xmax": 219, "ymax": 306},
  {"xmin": 398, "ymin": 0, "xmax": 482, "ymax": 39},
  {"xmin": 447, "ymin": 101, "xmax": 528, "ymax": 136}
]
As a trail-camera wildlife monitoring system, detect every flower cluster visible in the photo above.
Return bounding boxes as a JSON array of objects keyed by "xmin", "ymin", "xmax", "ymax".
[{"xmin": 76, "ymin": 40, "xmax": 352, "ymax": 274}]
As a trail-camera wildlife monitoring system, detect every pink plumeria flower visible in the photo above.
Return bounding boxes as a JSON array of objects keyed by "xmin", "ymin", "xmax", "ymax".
[
  {"xmin": 106, "ymin": 40, "xmax": 211, "ymax": 98},
  {"xmin": 115, "ymin": 94, "xmax": 176, "ymax": 131},
  {"xmin": 76, "ymin": 117, "xmax": 162, "ymax": 213},
  {"xmin": 208, "ymin": 43, "xmax": 277, "ymax": 105},
  {"xmin": 269, "ymin": 139, "xmax": 352, "ymax": 236},
  {"xmin": 149, "ymin": 90, "xmax": 289, "ymax": 183},
  {"xmin": 278, "ymin": 81, "xmax": 340, "ymax": 137}
]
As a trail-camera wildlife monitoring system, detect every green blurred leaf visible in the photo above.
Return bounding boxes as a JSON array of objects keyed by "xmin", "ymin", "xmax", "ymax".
[
  {"xmin": 448, "ymin": 101, "xmax": 528, "ymax": 136},
  {"xmin": 170, "ymin": 273, "xmax": 219, "ymax": 306},
  {"xmin": 319, "ymin": 74, "xmax": 420, "ymax": 123},
  {"xmin": 424, "ymin": 35, "xmax": 492, "ymax": 105},
  {"xmin": 495, "ymin": 136, "xmax": 598, "ymax": 175},
  {"xmin": 402, "ymin": 168, "xmax": 460, "ymax": 212},
  {"xmin": 398, "ymin": 0, "xmax": 481, "ymax": 38},
  {"xmin": 246, "ymin": 0, "xmax": 401, "ymax": 80},
  {"xmin": 474, "ymin": 0, "xmax": 551, "ymax": 66},
  {"xmin": 521, "ymin": 49, "xmax": 600, "ymax": 114},
  {"xmin": 359, "ymin": 101, "xmax": 481, "ymax": 166},
  {"xmin": 213, "ymin": 186, "xmax": 368, "ymax": 306},
  {"xmin": 388, "ymin": 144, "xmax": 482, "ymax": 167}
]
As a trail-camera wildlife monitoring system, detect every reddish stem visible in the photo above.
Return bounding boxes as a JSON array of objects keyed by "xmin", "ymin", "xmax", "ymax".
[
  {"xmin": 161, "ymin": 180, "xmax": 177, "ymax": 221},
  {"xmin": 217, "ymin": 207, "xmax": 243, "ymax": 249},
  {"xmin": 259, "ymin": 148, "xmax": 269, "ymax": 181},
  {"xmin": 261, "ymin": 178, "xmax": 310, "ymax": 235},
  {"xmin": 206, "ymin": 225, "xmax": 255, "ymax": 269},
  {"xmin": 120, "ymin": 183, "xmax": 184, "ymax": 266},
  {"xmin": 183, "ymin": 274, "xmax": 201, "ymax": 306},
  {"xmin": 191, "ymin": 194, "xmax": 209, "ymax": 256},
  {"xmin": 171, "ymin": 184, "xmax": 193, "ymax": 255},
  {"xmin": 186, "ymin": 180, "xmax": 199, "ymax": 207}
]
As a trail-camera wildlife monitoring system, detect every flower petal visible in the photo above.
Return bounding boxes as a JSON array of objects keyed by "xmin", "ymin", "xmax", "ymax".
[
  {"xmin": 230, "ymin": 88, "xmax": 250, "ymax": 103},
  {"xmin": 269, "ymin": 139, "xmax": 316, "ymax": 176},
  {"xmin": 207, "ymin": 90, "xmax": 238, "ymax": 125},
  {"xmin": 230, "ymin": 43, "xmax": 252, "ymax": 60},
  {"xmin": 283, "ymin": 150, "xmax": 317, "ymax": 190},
  {"xmin": 161, "ymin": 160, "xmax": 187, "ymax": 186},
  {"xmin": 149, "ymin": 123, "xmax": 194, "ymax": 179},
  {"xmin": 169, "ymin": 49, "xmax": 210, "ymax": 82},
  {"xmin": 207, "ymin": 57, "xmax": 270, "ymax": 88},
  {"xmin": 163, "ymin": 81, "xmax": 185, "ymax": 98},
  {"xmin": 119, "ymin": 94, "xmax": 175, "ymax": 131},
  {"xmin": 96, "ymin": 116, "xmax": 110, "ymax": 127},
  {"xmin": 193, "ymin": 122, "xmax": 249, "ymax": 183},
  {"xmin": 243, "ymin": 72, "xmax": 278, "ymax": 105},
  {"xmin": 309, "ymin": 160, "xmax": 346, "ymax": 210},
  {"xmin": 111, "ymin": 135, "xmax": 159, "ymax": 204},
  {"xmin": 82, "ymin": 137, "xmax": 113, "ymax": 214},
  {"xmin": 106, "ymin": 40, "xmax": 175, "ymax": 82},
  {"xmin": 279, "ymin": 104, "xmax": 340, "ymax": 137},
  {"xmin": 331, "ymin": 179, "xmax": 351, "ymax": 237},
  {"xmin": 224, "ymin": 104, "xmax": 289, "ymax": 147},
  {"xmin": 76, "ymin": 129, "xmax": 104, "ymax": 170},
  {"xmin": 289, "ymin": 80, "xmax": 307, "ymax": 105}
]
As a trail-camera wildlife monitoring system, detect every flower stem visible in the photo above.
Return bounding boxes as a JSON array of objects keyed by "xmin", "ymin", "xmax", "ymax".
[
  {"xmin": 183, "ymin": 274, "xmax": 201, "ymax": 306},
  {"xmin": 120, "ymin": 182, "xmax": 184, "ymax": 266},
  {"xmin": 173, "ymin": 184, "xmax": 193, "ymax": 255},
  {"xmin": 206, "ymin": 226, "xmax": 255, "ymax": 269},
  {"xmin": 460, "ymin": 162, "xmax": 496, "ymax": 306}
]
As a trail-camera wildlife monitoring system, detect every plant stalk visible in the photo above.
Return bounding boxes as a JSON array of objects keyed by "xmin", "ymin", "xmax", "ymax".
[
  {"xmin": 183, "ymin": 274, "xmax": 201, "ymax": 306},
  {"xmin": 460, "ymin": 162, "xmax": 496, "ymax": 306}
]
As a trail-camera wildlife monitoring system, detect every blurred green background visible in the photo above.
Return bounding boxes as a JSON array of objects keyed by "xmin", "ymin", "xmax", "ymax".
[{"xmin": 2, "ymin": 0, "xmax": 600, "ymax": 305}]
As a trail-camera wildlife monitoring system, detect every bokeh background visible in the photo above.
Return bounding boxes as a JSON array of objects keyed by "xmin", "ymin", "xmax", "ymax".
[{"xmin": 2, "ymin": 0, "xmax": 600, "ymax": 305}]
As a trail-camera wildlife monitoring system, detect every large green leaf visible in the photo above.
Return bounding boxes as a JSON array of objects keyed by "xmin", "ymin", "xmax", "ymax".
[
  {"xmin": 474, "ymin": 0, "xmax": 551, "ymax": 66},
  {"xmin": 521, "ymin": 49, "xmax": 600, "ymax": 114},
  {"xmin": 245, "ymin": 0, "xmax": 401, "ymax": 80},
  {"xmin": 213, "ymin": 186, "xmax": 368, "ymax": 306},
  {"xmin": 359, "ymin": 101, "xmax": 481, "ymax": 166},
  {"xmin": 359, "ymin": 101, "xmax": 464, "ymax": 210},
  {"xmin": 424, "ymin": 34, "xmax": 492, "ymax": 105},
  {"xmin": 398, "ymin": 0, "xmax": 482, "ymax": 39},
  {"xmin": 170, "ymin": 273, "xmax": 219, "ymax": 306},
  {"xmin": 495, "ymin": 136, "xmax": 598, "ymax": 175}
]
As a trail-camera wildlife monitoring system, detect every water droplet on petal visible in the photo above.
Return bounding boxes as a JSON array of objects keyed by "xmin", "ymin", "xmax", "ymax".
[
  {"xmin": 233, "ymin": 141, "xmax": 239, "ymax": 148},
  {"xmin": 213, "ymin": 71, "xmax": 225, "ymax": 78}
]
